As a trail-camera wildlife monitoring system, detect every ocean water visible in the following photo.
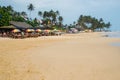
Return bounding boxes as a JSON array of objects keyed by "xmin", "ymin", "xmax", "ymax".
[
  {"xmin": 105, "ymin": 31, "xmax": 120, "ymax": 47},
  {"xmin": 110, "ymin": 42, "xmax": 120, "ymax": 47},
  {"xmin": 104, "ymin": 32, "xmax": 120, "ymax": 38},
  {"xmin": 103, "ymin": 32, "xmax": 120, "ymax": 47}
]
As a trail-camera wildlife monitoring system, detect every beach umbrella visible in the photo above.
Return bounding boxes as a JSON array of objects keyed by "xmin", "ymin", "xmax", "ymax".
[
  {"xmin": 36, "ymin": 29, "xmax": 42, "ymax": 32},
  {"xmin": 26, "ymin": 29, "xmax": 34, "ymax": 32},
  {"xmin": 31, "ymin": 29, "xmax": 35, "ymax": 32},
  {"xmin": 12, "ymin": 29, "xmax": 21, "ymax": 33},
  {"xmin": 26, "ymin": 29, "xmax": 31, "ymax": 32},
  {"xmin": 45, "ymin": 30, "xmax": 50, "ymax": 33}
]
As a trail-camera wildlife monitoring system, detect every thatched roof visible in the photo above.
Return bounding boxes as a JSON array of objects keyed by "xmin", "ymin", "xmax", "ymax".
[
  {"xmin": 0, "ymin": 25, "xmax": 16, "ymax": 28},
  {"xmin": 9, "ymin": 21, "xmax": 32, "ymax": 29}
]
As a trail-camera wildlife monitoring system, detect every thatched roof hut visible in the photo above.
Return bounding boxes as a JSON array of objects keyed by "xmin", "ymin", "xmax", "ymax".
[
  {"xmin": 0, "ymin": 21, "xmax": 33, "ymax": 32},
  {"xmin": 0, "ymin": 25, "xmax": 16, "ymax": 32},
  {"xmin": 9, "ymin": 21, "xmax": 32, "ymax": 29}
]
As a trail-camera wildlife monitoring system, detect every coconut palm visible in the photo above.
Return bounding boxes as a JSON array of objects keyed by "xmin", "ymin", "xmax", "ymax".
[
  {"xmin": 43, "ymin": 11, "xmax": 48, "ymax": 19},
  {"xmin": 21, "ymin": 11, "xmax": 27, "ymax": 17},
  {"xmin": 52, "ymin": 13, "xmax": 57, "ymax": 25},
  {"xmin": 49, "ymin": 10, "xmax": 56, "ymax": 25},
  {"xmin": 38, "ymin": 11, "xmax": 42, "ymax": 17},
  {"xmin": 27, "ymin": 3, "xmax": 34, "ymax": 19},
  {"xmin": 58, "ymin": 16, "xmax": 63, "ymax": 22},
  {"xmin": 6, "ymin": 5, "xmax": 14, "ymax": 15},
  {"xmin": 105, "ymin": 22, "xmax": 111, "ymax": 31},
  {"xmin": 13, "ymin": 11, "xmax": 21, "ymax": 17},
  {"xmin": 56, "ymin": 10, "xmax": 59, "ymax": 16},
  {"xmin": 58, "ymin": 16, "xmax": 63, "ymax": 27}
]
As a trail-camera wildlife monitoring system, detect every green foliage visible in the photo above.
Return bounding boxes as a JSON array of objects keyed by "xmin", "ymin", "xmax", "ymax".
[
  {"xmin": 38, "ymin": 10, "xmax": 63, "ymax": 28},
  {"xmin": 26, "ymin": 18, "xmax": 40, "ymax": 27},
  {"xmin": 0, "ymin": 5, "xmax": 28, "ymax": 27},
  {"xmin": 52, "ymin": 25, "xmax": 65, "ymax": 30},
  {"xmin": 12, "ymin": 16, "xmax": 25, "ymax": 22},
  {"xmin": 27, "ymin": 3, "xmax": 34, "ymax": 11},
  {"xmin": 0, "ymin": 6, "xmax": 12, "ymax": 26},
  {"xmin": 27, "ymin": 3, "xmax": 34, "ymax": 18},
  {"xmin": 0, "ymin": 5, "xmax": 111, "ymax": 31},
  {"xmin": 77, "ymin": 15, "xmax": 111, "ymax": 31}
]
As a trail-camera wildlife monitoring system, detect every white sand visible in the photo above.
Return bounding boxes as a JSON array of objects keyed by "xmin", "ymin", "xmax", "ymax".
[{"xmin": 0, "ymin": 32, "xmax": 120, "ymax": 80}]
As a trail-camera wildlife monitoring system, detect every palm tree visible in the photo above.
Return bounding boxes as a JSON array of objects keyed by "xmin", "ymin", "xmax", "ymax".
[
  {"xmin": 98, "ymin": 18, "xmax": 104, "ymax": 31},
  {"xmin": 72, "ymin": 21, "xmax": 76, "ymax": 28},
  {"xmin": 13, "ymin": 11, "xmax": 21, "ymax": 17},
  {"xmin": 21, "ymin": 11, "xmax": 27, "ymax": 17},
  {"xmin": 58, "ymin": 16, "xmax": 63, "ymax": 22},
  {"xmin": 91, "ymin": 19, "xmax": 98, "ymax": 31},
  {"xmin": 21, "ymin": 11, "xmax": 28, "ymax": 20},
  {"xmin": 56, "ymin": 10, "xmax": 59, "ymax": 16},
  {"xmin": 105, "ymin": 22, "xmax": 111, "ymax": 31},
  {"xmin": 7, "ymin": 5, "xmax": 14, "ymax": 14},
  {"xmin": 38, "ymin": 11, "xmax": 42, "ymax": 25},
  {"xmin": 43, "ymin": 11, "xmax": 47, "ymax": 19},
  {"xmin": 52, "ymin": 14, "xmax": 57, "ymax": 25},
  {"xmin": 27, "ymin": 3, "xmax": 34, "ymax": 19},
  {"xmin": 49, "ymin": 10, "xmax": 56, "ymax": 25},
  {"xmin": 58, "ymin": 16, "xmax": 63, "ymax": 27},
  {"xmin": 99, "ymin": 18, "xmax": 103, "ymax": 23},
  {"xmin": 38, "ymin": 11, "xmax": 42, "ymax": 18}
]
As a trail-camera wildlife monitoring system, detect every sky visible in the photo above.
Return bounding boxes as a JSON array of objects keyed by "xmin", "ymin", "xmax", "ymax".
[{"xmin": 1, "ymin": 0, "xmax": 120, "ymax": 31}]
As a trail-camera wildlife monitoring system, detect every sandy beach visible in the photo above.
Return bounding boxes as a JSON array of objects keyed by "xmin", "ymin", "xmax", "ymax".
[{"xmin": 0, "ymin": 32, "xmax": 120, "ymax": 80}]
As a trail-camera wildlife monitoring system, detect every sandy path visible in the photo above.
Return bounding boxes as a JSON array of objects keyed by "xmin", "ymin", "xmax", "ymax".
[{"xmin": 0, "ymin": 33, "xmax": 120, "ymax": 80}]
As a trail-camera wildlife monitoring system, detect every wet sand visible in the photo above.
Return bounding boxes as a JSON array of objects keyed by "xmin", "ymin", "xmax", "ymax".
[{"xmin": 0, "ymin": 32, "xmax": 120, "ymax": 80}]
